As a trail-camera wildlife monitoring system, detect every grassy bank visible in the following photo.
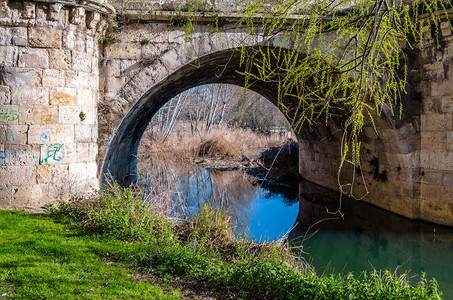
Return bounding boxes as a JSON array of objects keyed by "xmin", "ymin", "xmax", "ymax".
[
  {"xmin": 0, "ymin": 210, "xmax": 182, "ymax": 299},
  {"xmin": 1, "ymin": 184, "xmax": 442, "ymax": 299}
]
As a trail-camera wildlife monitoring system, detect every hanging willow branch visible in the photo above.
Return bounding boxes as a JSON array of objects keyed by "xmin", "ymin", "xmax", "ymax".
[
  {"xmin": 174, "ymin": 0, "xmax": 451, "ymax": 197},
  {"xmin": 231, "ymin": 0, "xmax": 452, "ymax": 197}
]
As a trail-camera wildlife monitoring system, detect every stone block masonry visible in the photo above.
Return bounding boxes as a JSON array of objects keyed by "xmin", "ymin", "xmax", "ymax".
[
  {"xmin": 1, "ymin": 0, "xmax": 453, "ymax": 227},
  {"xmin": 0, "ymin": 0, "xmax": 109, "ymax": 210}
]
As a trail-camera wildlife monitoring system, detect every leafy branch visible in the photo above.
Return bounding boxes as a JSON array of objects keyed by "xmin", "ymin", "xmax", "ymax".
[{"xmin": 235, "ymin": 0, "xmax": 451, "ymax": 197}]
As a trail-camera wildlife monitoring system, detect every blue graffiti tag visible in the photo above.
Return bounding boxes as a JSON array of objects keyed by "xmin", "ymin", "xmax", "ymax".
[
  {"xmin": 5, "ymin": 127, "xmax": 14, "ymax": 142},
  {"xmin": 40, "ymin": 130, "xmax": 50, "ymax": 143}
]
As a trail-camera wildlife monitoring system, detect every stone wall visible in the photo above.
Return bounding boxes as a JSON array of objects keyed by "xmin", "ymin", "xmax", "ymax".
[
  {"xmin": 0, "ymin": 0, "xmax": 106, "ymax": 210},
  {"xmin": 417, "ymin": 17, "xmax": 453, "ymax": 225},
  {"xmin": 1, "ymin": 0, "xmax": 453, "ymax": 227}
]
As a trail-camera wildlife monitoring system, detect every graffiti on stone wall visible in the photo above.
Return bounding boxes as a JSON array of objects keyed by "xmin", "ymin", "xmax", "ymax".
[
  {"xmin": 0, "ymin": 124, "xmax": 65, "ymax": 169},
  {"xmin": 40, "ymin": 130, "xmax": 50, "ymax": 143},
  {"xmin": 40, "ymin": 143, "xmax": 65, "ymax": 165},
  {"xmin": 4, "ymin": 127, "xmax": 14, "ymax": 142},
  {"xmin": 0, "ymin": 108, "xmax": 19, "ymax": 124}
]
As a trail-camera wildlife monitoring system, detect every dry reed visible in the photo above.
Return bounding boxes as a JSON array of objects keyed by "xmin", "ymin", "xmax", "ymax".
[{"xmin": 138, "ymin": 123, "xmax": 292, "ymax": 163}]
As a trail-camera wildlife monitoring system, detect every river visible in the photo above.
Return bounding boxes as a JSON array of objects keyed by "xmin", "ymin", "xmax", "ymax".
[{"xmin": 138, "ymin": 164, "xmax": 453, "ymax": 298}]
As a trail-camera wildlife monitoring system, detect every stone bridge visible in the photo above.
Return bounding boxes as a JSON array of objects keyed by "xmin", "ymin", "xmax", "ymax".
[{"xmin": 1, "ymin": 0, "xmax": 453, "ymax": 226}]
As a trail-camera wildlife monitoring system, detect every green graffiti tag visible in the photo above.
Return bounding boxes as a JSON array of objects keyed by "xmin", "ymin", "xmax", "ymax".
[
  {"xmin": 0, "ymin": 108, "xmax": 19, "ymax": 124},
  {"xmin": 41, "ymin": 143, "xmax": 65, "ymax": 165}
]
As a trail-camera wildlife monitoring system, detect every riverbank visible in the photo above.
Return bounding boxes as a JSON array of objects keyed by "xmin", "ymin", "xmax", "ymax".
[
  {"xmin": 0, "ymin": 186, "xmax": 442, "ymax": 299},
  {"xmin": 139, "ymin": 126, "xmax": 299, "ymax": 184}
]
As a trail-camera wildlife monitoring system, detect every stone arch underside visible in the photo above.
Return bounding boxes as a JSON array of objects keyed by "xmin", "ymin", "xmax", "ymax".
[{"xmin": 101, "ymin": 44, "xmax": 425, "ymax": 224}]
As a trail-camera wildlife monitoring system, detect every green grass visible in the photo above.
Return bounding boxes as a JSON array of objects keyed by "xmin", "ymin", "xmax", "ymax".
[
  {"xmin": 1, "ymin": 184, "xmax": 443, "ymax": 299},
  {"xmin": 0, "ymin": 210, "xmax": 182, "ymax": 299}
]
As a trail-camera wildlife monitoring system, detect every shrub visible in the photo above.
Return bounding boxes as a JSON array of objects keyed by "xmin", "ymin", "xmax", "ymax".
[{"xmin": 45, "ymin": 183, "xmax": 174, "ymax": 243}]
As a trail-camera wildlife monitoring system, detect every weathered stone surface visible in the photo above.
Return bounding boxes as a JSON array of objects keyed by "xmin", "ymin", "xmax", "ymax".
[
  {"xmin": 50, "ymin": 125, "xmax": 75, "ymax": 143},
  {"xmin": 62, "ymin": 143, "xmax": 77, "ymax": 164},
  {"xmin": 69, "ymin": 162, "xmax": 88, "ymax": 181},
  {"xmin": 69, "ymin": 178, "xmax": 99, "ymax": 195},
  {"xmin": 0, "ymin": 45, "xmax": 18, "ymax": 67},
  {"xmin": 421, "ymin": 131, "xmax": 446, "ymax": 151},
  {"xmin": 1, "ymin": 67, "xmax": 42, "ymax": 86},
  {"xmin": 72, "ymin": 51, "xmax": 93, "ymax": 72},
  {"xmin": 63, "ymin": 29, "xmax": 85, "ymax": 51},
  {"xmin": 49, "ymin": 49, "xmax": 71, "ymax": 70},
  {"xmin": 77, "ymin": 89, "xmax": 95, "ymax": 107},
  {"xmin": 42, "ymin": 69, "xmax": 65, "ymax": 87},
  {"xmin": 70, "ymin": 7, "xmax": 85, "ymax": 25},
  {"xmin": 448, "ymin": 132, "xmax": 453, "ymax": 151},
  {"xmin": 0, "ymin": 186, "xmax": 11, "ymax": 207},
  {"xmin": 0, "ymin": 86, "xmax": 10, "ymax": 105},
  {"xmin": 0, "ymin": 105, "xmax": 19, "ymax": 125},
  {"xmin": 86, "ymin": 11, "xmax": 100, "ymax": 29},
  {"xmin": 2, "ymin": 125, "xmax": 28, "ymax": 145},
  {"xmin": 440, "ymin": 95, "xmax": 453, "ymax": 113},
  {"xmin": 19, "ymin": 105, "xmax": 58, "ymax": 126},
  {"xmin": 4, "ymin": 144, "xmax": 40, "ymax": 166},
  {"xmin": 11, "ymin": 86, "xmax": 49, "ymax": 105},
  {"xmin": 36, "ymin": 164, "xmax": 69, "ymax": 184},
  {"xmin": 105, "ymin": 42, "xmax": 141, "ymax": 60},
  {"xmin": 65, "ymin": 71, "xmax": 94, "ymax": 90},
  {"xmin": 421, "ymin": 114, "xmax": 453, "ymax": 131},
  {"xmin": 2, "ymin": 165, "xmax": 35, "ymax": 185},
  {"xmin": 48, "ymin": 3, "xmax": 63, "ymax": 21},
  {"xmin": 12, "ymin": 184, "xmax": 49, "ymax": 210},
  {"xmin": 75, "ymin": 125, "xmax": 94, "ymax": 142},
  {"xmin": 22, "ymin": 2, "xmax": 36, "ymax": 19},
  {"xmin": 160, "ymin": 48, "xmax": 179, "ymax": 70},
  {"xmin": 28, "ymin": 27, "xmax": 62, "ymax": 48},
  {"xmin": 0, "ymin": 27, "xmax": 10, "ymax": 45},
  {"xmin": 50, "ymin": 87, "xmax": 77, "ymax": 105},
  {"xmin": 27, "ymin": 125, "xmax": 52, "ymax": 144},
  {"xmin": 0, "ymin": 0, "xmax": 105, "ymax": 212},
  {"xmin": 59, "ymin": 105, "xmax": 82, "ymax": 124}
]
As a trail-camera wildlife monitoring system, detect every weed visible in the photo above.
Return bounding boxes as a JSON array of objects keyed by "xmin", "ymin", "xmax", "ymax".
[
  {"xmin": 139, "ymin": 123, "xmax": 291, "ymax": 163},
  {"xmin": 100, "ymin": 33, "xmax": 119, "ymax": 45},
  {"xmin": 141, "ymin": 39, "xmax": 151, "ymax": 45},
  {"xmin": 169, "ymin": 16, "xmax": 186, "ymax": 27},
  {"xmin": 79, "ymin": 111, "xmax": 86, "ymax": 121}
]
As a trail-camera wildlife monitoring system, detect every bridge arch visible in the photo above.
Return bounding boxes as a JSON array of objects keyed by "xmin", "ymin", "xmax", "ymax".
[
  {"xmin": 99, "ymin": 19, "xmax": 451, "ymax": 226},
  {"xmin": 101, "ymin": 46, "xmax": 306, "ymax": 185},
  {"xmin": 100, "ymin": 41, "xmax": 420, "ymax": 226}
]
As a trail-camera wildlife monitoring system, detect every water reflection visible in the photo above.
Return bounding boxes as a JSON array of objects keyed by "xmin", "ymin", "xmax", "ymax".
[
  {"xmin": 138, "ymin": 163, "xmax": 453, "ymax": 297},
  {"xmin": 292, "ymin": 180, "xmax": 453, "ymax": 297},
  {"xmin": 138, "ymin": 162, "xmax": 299, "ymax": 240}
]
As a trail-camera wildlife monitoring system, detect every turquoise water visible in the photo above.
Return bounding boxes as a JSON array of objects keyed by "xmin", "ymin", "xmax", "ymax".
[{"xmin": 139, "ymin": 166, "xmax": 453, "ymax": 298}]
